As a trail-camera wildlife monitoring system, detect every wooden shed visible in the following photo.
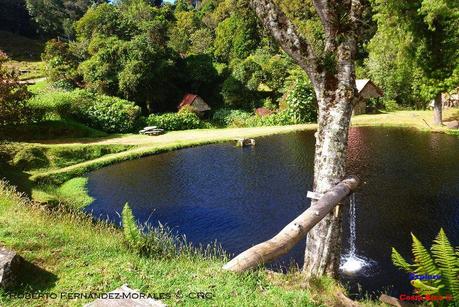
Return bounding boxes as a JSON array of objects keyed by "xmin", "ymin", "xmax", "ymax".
[
  {"xmin": 178, "ymin": 94, "xmax": 211, "ymax": 115},
  {"xmin": 353, "ymin": 79, "xmax": 384, "ymax": 115}
]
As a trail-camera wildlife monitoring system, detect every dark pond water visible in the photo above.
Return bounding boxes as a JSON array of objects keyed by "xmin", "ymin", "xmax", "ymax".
[{"xmin": 85, "ymin": 127, "xmax": 459, "ymax": 298}]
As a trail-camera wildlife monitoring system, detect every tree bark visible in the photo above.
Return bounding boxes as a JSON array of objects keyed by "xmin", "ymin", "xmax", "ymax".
[
  {"xmin": 433, "ymin": 93, "xmax": 442, "ymax": 126},
  {"xmin": 250, "ymin": 0, "xmax": 363, "ymax": 278}
]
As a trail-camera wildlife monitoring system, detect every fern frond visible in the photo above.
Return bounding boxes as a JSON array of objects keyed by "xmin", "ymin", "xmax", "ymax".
[
  {"xmin": 431, "ymin": 228, "xmax": 459, "ymax": 299},
  {"xmin": 121, "ymin": 203, "xmax": 143, "ymax": 249},
  {"xmin": 411, "ymin": 233, "xmax": 441, "ymax": 277},
  {"xmin": 410, "ymin": 279, "xmax": 443, "ymax": 295},
  {"xmin": 391, "ymin": 248, "xmax": 413, "ymax": 272}
]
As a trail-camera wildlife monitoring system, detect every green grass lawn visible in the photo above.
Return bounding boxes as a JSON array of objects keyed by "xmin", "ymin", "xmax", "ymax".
[{"xmin": 351, "ymin": 108, "xmax": 459, "ymax": 134}]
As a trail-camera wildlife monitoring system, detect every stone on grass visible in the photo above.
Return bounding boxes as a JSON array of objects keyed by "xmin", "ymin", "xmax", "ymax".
[{"xmin": 0, "ymin": 246, "xmax": 24, "ymax": 289}]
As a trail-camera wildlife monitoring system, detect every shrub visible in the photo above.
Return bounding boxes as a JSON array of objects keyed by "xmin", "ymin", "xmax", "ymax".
[
  {"xmin": 0, "ymin": 51, "xmax": 44, "ymax": 126},
  {"xmin": 246, "ymin": 111, "xmax": 293, "ymax": 127},
  {"xmin": 29, "ymin": 89, "xmax": 142, "ymax": 133},
  {"xmin": 211, "ymin": 108, "xmax": 252, "ymax": 127},
  {"xmin": 146, "ymin": 110, "xmax": 204, "ymax": 131},
  {"xmin": 42, "ymin": 39, "xmax": 80, "ymax": 87},
  {"xmin": 391, "ymin": 229, "xmax": 459, "ymax": 299},
  {"xmin": 383, "ymin": 99, "xmax": 400, "ymax": 112},
  {"xmin": 284, "ymin": 77, "xmax": 317, "ymax": 123},
  {"xmin": 212, "ymin": 108, "xmax": 295, "ymax": 128}
]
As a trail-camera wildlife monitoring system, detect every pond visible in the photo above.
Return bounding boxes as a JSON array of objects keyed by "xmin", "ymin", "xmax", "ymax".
[{"xmin": 85, "ymin": 127, "xmax": 459, "ymax": 298}]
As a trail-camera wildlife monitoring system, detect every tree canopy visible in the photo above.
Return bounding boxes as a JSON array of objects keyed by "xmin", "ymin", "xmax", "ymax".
[{"xmin": 31, "ymin": 0, "xmax": 458, "ymax": 114}]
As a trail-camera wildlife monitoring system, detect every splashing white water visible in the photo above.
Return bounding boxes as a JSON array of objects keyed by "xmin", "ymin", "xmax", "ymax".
[
  {"xmin": 340, "ymin": 193, "xmax": 374, "ymax": 276},
  {"xmin": 349, "ymin": 193, "xmax": 357, "ymax": 256}
]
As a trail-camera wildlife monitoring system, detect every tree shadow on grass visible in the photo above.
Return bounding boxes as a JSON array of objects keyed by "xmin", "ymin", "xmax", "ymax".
[
  {"xmin": 7, "ymin": 260, "xmax": 58, "ymax": 294},
  {"xmin": 0, "ymin": 162, "xmax": 33, "ymax": 197}
]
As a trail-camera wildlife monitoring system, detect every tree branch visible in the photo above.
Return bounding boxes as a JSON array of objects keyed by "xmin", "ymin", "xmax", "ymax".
[
  {"xmin": 312, "ymin": 0, "xmax": 338, "ymax": 51},
  {"xmin": 250, "ymin": 0, "xmax": 321, "ymax": 88}
]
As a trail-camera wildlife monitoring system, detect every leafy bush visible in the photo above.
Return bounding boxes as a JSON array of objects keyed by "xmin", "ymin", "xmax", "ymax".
[
  {"xmin": 245, "ymin": 111, "xmax": 293, "ymax": 127},
  {"xmin": 146, "ymin": 109, "xmax": 204, "ymax": 131},
  {"xmin": 29, "ymin": 89, "xmax": 142, "ymax": 133},
  {"xmin": 42, "ymin": 39, "xmax": 80, "ymax": 87},
  {"xmin": 382, "ymin": 99, "xmax": 400, "ymax": 112},
  {"xmin": 212, "ymin": 108, "xmax": 295, "ymax": 128},
  {"xmin": 0, "ymin": 51, "xmax": 44, "ymax": 126},
  {"xmin": 212, "ymin": 108, "xmax": 252, "ymax": 127},
  {"xmin": 392, "ymin": 229, "xmax": 459, "ymax": 299},
  {"xmin": 73, "ymin": 93, "xmax": 141, "ymax": 133},
  {"xmin": 284, "ymin": 77, "xmax": 317, "ymax": 123}
]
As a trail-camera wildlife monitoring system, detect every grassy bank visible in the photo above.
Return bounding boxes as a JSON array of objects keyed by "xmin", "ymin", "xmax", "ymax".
[
  {"xmin": 351, "ymin": 108, "xmax": 459, "ymax": 134},
  {"xmin": 0, "ymin": 181, "xmax": 366, "ymax": 307},
  {"xmin": 1, "ymin": 124, "xmax": 313, "ymax": 208}
]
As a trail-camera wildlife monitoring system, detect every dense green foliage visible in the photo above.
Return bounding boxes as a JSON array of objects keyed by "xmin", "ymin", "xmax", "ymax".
[
  {"xmin": 147, "ymin": 109, "xmax": 205, "ymax": 131},
  {"xmin": 25, "ymin": 0, "xmax": 108, "ymax": 37},
  {"xmin": 366, "ymin": 0, "xmax": 459, "ymax": 108},
  {"xmin": 4, "ymin": 0, "xmax": 457, "ymax": 132},
  {"xmin": 284, "ymin": 76, "xmax": 317, "ymax": 124},
  {"xmin": 0, "ymin": 51, "xmax": 42, "ymax": 126},
  {"xmin": 29, "ymin": 89, "xmax": 142, "ymax": 132},
  {"xmin": 392, "ymin": 229, "xmax": 459, "ymax": 299},
  {"xmin": 38, "ymin": 0, "xmax": 317, "ymax": 123}
]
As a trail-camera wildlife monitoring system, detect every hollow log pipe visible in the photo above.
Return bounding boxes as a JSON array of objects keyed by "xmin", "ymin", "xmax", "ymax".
[{"xmin": 222, "ymin": 175, "xmax": 361, "ymax": 272}]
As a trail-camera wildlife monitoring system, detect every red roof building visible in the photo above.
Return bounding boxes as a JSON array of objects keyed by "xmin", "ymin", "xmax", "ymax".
[
  {"xmin": 255, "ymin": 107, "xmax": 274, "ymax": 117},
  {"xmin": 178, "ymin": 94, "xmax": 211, "ymax": 114}
]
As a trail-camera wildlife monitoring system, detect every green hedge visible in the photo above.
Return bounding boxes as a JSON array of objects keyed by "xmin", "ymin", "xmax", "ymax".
[
  {"xmin": 212, "ymin": 108, "xmax": 294, "ymax": 128},
  {"xmin": 146, "ymin": 110, "xmax": 205, "ymax": 131},
  {"xmin": 29, "ymin": 89, "xmax": 141, "ymax": 133}
]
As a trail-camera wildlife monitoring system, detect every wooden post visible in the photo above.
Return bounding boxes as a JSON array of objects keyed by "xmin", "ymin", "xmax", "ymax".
[{"xmin": 222, "ymin": 176, "xmax": 361, "ymax": 272}]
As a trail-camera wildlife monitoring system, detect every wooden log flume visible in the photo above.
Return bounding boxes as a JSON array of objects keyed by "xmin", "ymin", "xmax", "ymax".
[{"xmin": 222, "ymin": 175, "xmax": 361, "ymax": 272}]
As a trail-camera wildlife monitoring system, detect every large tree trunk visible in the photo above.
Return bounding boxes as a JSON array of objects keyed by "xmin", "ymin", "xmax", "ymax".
[
  {"xmin": 302, "ymin": 91, "xmax": 353, "ymax": 277},
  {"xmin": 303, "ymin": 42, "xmax": 357, "ymax": 277},
  {"xmin": 433, "ymin": 93, "xmax": 442, "ymax": 126}
]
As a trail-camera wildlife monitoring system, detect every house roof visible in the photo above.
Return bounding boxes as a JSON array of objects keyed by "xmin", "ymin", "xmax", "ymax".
[
  {"xmin": 178, "ymin": 94, "xmax": 199, "ymax": 109},
  {"xmin": 255, "ymin": 107, "xmax": 273, "ymax": 117},
  {"xmin": 356, "ymin": 79, "xmax": 384, "ymax": 96}
]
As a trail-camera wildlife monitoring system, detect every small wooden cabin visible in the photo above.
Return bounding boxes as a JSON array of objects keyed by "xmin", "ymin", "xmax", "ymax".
[
  {"xmin": 178, "ymin": 94, "xmax": 211, "ymax": 115},
  {"xmin": 353, "ymin": 79, "xmax": 384, "ymax": 115}
]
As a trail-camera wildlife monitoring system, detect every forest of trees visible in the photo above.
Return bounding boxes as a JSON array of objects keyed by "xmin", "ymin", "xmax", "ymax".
[{"xmin": 1, "ymin": 0, "xmax": 457, "ymax": 118}]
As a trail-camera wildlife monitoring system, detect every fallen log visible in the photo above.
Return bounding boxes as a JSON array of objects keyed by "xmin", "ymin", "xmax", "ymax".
[{"xmin": 223, "ymin": 176, "xmax": 360, "ymax": 272}]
